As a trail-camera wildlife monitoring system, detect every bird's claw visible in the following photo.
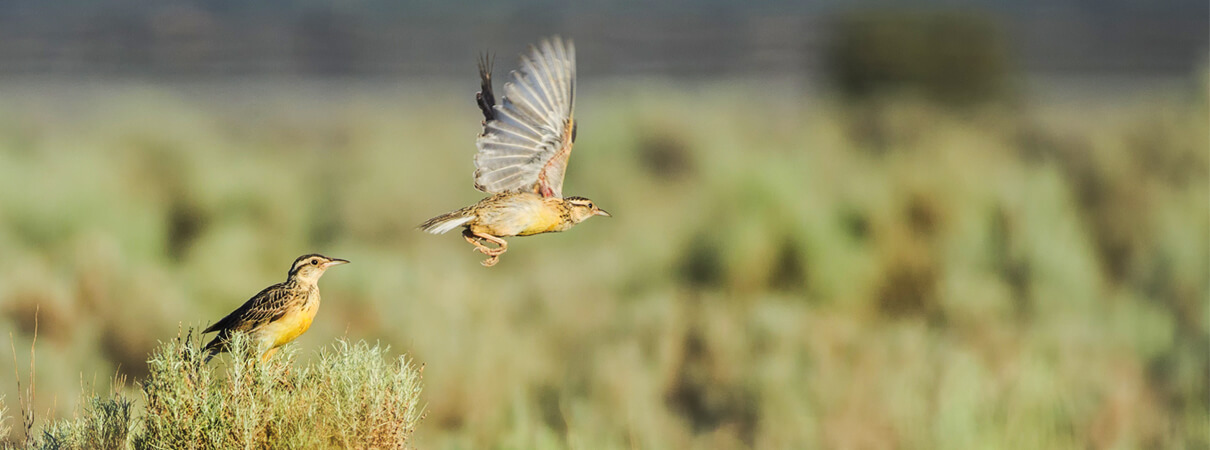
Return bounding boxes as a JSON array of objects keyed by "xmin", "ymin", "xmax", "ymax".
[{"xmin": 473, "ymin": 245, "xmax": 505, "ymax": 257}]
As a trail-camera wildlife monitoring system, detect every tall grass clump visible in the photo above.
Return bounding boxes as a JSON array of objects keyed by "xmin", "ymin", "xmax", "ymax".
[
  {"xmin": 135, "ymin": 331, "xmax": 423, "ymax": 449},
  {"xmin": 36, "ymin": 395, "xmax": 133, "ymax": 450},
  {"xmin": 8, "ymin": 331, "xmax": 423, "ymax": 449}
]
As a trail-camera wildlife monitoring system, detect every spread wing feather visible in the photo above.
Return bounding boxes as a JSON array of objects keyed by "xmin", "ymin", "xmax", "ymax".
[{"xmin": 474, "ymin": 36, "xmax": 576, "ymax": 198}]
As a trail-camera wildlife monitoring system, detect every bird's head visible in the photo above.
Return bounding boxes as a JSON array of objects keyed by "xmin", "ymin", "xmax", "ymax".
[
  {"xmin": 564, "ymin": 196, "xmax": 611, "ymax": 224},
  {"xmin": 286, "ymin": 254, "xmax": 349, "ymax": 284}
]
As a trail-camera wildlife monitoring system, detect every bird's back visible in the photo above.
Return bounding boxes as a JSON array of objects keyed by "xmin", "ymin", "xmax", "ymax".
[{"xmin": 204, "ymin": 282, "xmax": 292, "ymax": 334}]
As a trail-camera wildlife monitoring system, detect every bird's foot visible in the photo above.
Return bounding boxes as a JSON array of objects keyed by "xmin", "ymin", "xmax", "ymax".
[
  {"xmin": 481, "ymin": 254, "xmax": 500, "ymax": 267},
  {"xmin": 465, "ymin": 230, "xmax": 507, "ymax": 265},
  {"xmin": 465, "ymin": 232, "xmax": 498, "ymax": 255},
  {"xmin": 471, "ymin": 242, "xmax": 506, "ymax": 257}
]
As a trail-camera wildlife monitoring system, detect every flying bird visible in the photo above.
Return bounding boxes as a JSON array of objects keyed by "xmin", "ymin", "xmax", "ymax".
[
  {"xmin": 419, "ymin": 36, "xmax": 609, "ymax": 267},
  {"xmin": 201, "ymin": 254, "xmax": 348, "ymax": 362}
]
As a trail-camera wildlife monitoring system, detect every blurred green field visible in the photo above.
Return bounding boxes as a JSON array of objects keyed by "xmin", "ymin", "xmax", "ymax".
[{"xmin": 0, "ymin": 78, "xmax": 1206, "ymax": 449}]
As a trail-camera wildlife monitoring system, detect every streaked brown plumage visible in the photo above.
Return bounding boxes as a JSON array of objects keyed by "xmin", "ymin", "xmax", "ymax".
[
  {"xmin": 202, "ymin": 254, "xmax": 348, "ymax": 362},
  {"xmin": 420, "ymin": 36, "xmax": 610, "ymax": 267}
]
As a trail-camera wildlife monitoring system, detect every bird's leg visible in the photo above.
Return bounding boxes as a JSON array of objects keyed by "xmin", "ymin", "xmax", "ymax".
[
  {"xmin": 474, "ymin": 232, "xmax": 508, "ymax": 256},
  {"xmin": 462, "ymin": 229, "xmax": 508, "ymax": 256},
  {"xmin": 463, "ymin": 229, "xmax": 497, "ymax": 254},
  {"xmin": 260, "ymin": 347, "xmax": 279, "ymax": 362},
  {"xmin": 465, "ymin": 231, "xmax": 508, "ymax": 266}
]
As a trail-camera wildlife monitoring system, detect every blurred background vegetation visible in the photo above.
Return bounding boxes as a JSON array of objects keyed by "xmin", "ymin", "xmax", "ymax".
[{"xmin": 0, "ymin": 1, "xmax": 1206, "ymax": 448}]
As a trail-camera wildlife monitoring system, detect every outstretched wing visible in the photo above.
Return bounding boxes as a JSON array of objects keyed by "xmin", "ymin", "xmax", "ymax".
[{"xmin": 473, "ymin": 36, "xmax": 576, "ymax": 198}]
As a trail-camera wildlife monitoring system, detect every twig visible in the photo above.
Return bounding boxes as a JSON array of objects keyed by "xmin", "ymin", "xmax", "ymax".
[{"xmin": 9, "ymin": 306, "xmax": 38, "ymax": 447}]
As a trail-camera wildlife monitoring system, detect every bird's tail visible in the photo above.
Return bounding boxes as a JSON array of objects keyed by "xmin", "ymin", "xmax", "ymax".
[
  {"xmin": 201, "ymin": 336, "xmax": 224, "ymax": 363},
  {"xmin": 419, "ymin": 209, "xmax": 474, "ymax": 235}
]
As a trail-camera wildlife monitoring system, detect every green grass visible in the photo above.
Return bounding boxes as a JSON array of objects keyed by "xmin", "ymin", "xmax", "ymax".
[
  {"xmin": 0, "ymin": 78, "xmax": 1206, "ymax": 448},
  {"xmin": 4, "ymin": 331, "xmax": 422, "ymax": 449}
]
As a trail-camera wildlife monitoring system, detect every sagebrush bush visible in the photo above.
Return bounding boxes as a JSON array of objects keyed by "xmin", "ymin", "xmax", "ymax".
[
  {"xmin": 826, "ymin": 10, "xmax": 1011, "ymax": 105},
  {"xmin": 8, "ymin": 331, "xmax": 423, "ymax": 449},
  {"xmin": 37, "ymin": 395, "xmax": 132, "ymax": 450}
]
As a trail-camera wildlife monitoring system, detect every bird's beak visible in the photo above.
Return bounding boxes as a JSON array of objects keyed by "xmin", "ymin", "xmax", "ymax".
[
  {"xmin": 595, "ymin": 209, "xmax": 611, "ymax": 217},
  {"xmin": 323, "ymin": 258, "xmax": 350, "ymax": 268}
]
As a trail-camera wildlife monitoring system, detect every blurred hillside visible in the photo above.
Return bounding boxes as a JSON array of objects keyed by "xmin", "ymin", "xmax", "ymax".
[
  {"xmin": 0, "ymin": 1, "xmax": 1204, "ymax": 78},
  {"xmin": 0, "ymin": 2, "xmax": 1207, "ymax": 449}
]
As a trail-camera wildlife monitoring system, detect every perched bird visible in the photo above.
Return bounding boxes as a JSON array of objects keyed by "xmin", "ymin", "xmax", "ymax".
[
  {"xmin": 201, "ymin": 254, "xmax": 348, "ymax": 362},
  {"xmin": 419, "ymin": 36, "xmax": 610, "ymax": 267}
]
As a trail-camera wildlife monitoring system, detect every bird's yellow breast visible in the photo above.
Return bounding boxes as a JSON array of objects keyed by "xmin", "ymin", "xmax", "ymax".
[
  {"xmin": 264, "ymin": 299, "xmax": 320, "ymax": 349},
  {"xmin": 517, "ymin": 206, "xmax": 568, "ymax": 236}
]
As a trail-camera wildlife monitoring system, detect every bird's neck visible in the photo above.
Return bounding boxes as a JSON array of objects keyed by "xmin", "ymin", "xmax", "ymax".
[
  {"xmin": 547, "ymin": 198, "xmax": 576, "ymax": 225},
  {"xmin": 285, "ymin": 277, "xmax": 321, "ymax": 289}
]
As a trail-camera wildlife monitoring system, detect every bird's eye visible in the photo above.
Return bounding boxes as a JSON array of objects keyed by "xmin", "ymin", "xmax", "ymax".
[{"xmin": 311, "ymin": 259, "xmax": 319, "ymax": 265}]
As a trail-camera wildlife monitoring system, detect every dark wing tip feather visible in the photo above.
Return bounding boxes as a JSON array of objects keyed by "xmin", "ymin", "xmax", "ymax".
[{"xmin": 477, "ymin": 52, "xmax": 497, "ymax": 122}]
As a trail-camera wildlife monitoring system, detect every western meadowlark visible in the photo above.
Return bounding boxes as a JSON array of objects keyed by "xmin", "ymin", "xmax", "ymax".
[
  {"xmin": 201, "ymin": 254, "xmax": 348, "ymax": 362},
  {"xmin": 419, "ymin": 36, "xmax": 610, "ymax": 267}
]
